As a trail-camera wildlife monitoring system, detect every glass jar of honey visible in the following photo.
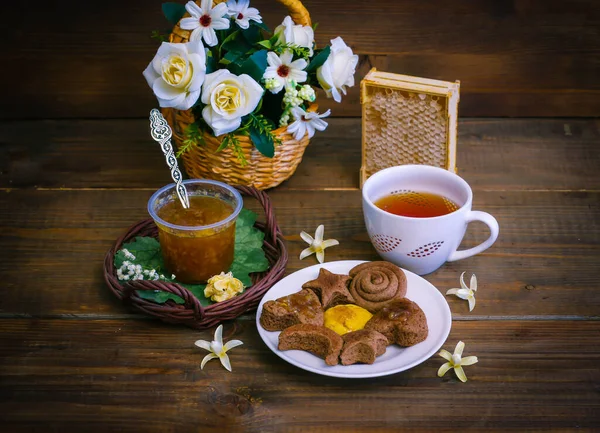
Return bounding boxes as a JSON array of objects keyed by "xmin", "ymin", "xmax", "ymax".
[{"xmin": 147, "ymin": 180, "xmax": 243, "ymax": 284}]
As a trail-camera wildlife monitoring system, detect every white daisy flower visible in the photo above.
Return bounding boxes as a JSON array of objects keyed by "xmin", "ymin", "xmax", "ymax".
[
  {"xmin": 287, "ymin": 106, "xmax": 331, "ymax": 141},
  {"xmin": 226, "ymin": 0, "xmax": 262, "ymax": 29},
  {"xmin": 180, "ymin": 0, "xmax": 230, "ymax": 47},
  {"xmin": 263, "ymin": 51, "xmax": 307, "ymax": 94}
]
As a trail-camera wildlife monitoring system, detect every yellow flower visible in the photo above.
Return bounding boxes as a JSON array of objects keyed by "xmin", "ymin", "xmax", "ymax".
[
  {"xmin": 195, "ymin": 325, "xmax": 243, "ymax": 371},
  {"xmin": 204, "ymin": 271, "xmax": 244, "ymax": 302},
  {"xmin": 438, "ymin": 341, "xmax": 478, "ymax": 382},
  {"xmin": 299, "ymin": 225, "xmax": 339, "ymax": 263},
  {"xmin": 446, "ymin": 272, "xmax": 478, "ymax": 312}
]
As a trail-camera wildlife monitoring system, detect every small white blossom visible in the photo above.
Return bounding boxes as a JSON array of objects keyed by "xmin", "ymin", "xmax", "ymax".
[
  {"xmin": 263, "ymin": 51, "xmax": 307, "ymax": 94},
  {"xmin": 195, "ymin": 325, "xmax": 243, "ymax": 371},
  {"xmin": 299, "ymin": 224, "xmax": 339, "ymax": 263},
  {"xmin": 298, "ymin": 84, "xmax": 315, "ymax": 102},
  {"xmin": 226, "ymin": 0, "xmax": 262, "ymax": 29},
  {"xmin": 171, "ymin": 274, "xmax": 176, "ymax": 279},
  {"xmin": 122, "ymin": 249, "xmax": 136, "ymax": 260},
  {"xmin": 287, "ymin": 106, "xmax": 330, "ymax": 141},
  {"xmin": 438, "ymin": 341, "xmax": 478, "ymax": 382},
  {"xmin": 446, "ymin": 272, "xmax": 478, "ymax": 311},
  {"xmin": 180, "ymin": 0, "xmax": 230, "ymax": 47}
]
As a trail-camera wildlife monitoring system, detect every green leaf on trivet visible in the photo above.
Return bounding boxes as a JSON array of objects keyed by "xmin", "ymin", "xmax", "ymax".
[
  {"xmin": 114, "ymin": 209, "xmax": 269, "ymax": 306},
  {"xmin": 162, "ymin": 2, "xmax": 187, "ymax": 26}
]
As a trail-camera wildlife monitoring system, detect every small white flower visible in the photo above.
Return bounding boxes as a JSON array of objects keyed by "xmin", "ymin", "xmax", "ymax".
[
  {"xmin": 274, "ymin": 16, "xmax": 314, "ymax": 56},
  {"xmin": 180, "ymin": 0, "xmax": 230, "ymax": 47},
  {"xmin": 263, "ymin": 51, "xmax": 307, "ymax": 94},
  {"xmin": 226, "ymin": 0, "xmax": 262, "ymax": 29},
  {"xmin": 195, "ymin": 324, "xmax": 243, "ymax": 371},
  {"xmin": 298, "ymin": 84, "xmax": 315, "ymax": 102},
  {"xmin": 287, "ymin": 106, "xmax": 330, "ymax": 141},
  {"xmin": 438, "ymin": 341, "xmax": 478, "ymax": 382},
  {"xmin": 171, "ymin": 274, "xmax": 176, "ymax": 279},
  {"xmin": 446, "ymin": 272, "xmax": 478, "ymax": 311},
  {"xmin": 282, "ymin": 85, "xmax": 302, "ymax": 107},
  {"xmin": 317, "ymin": 37, "xmax": 358, "ymax": 103},
  {"xmin": 299, "ymin": 224, "xmax": 339, "ymax": 264}
]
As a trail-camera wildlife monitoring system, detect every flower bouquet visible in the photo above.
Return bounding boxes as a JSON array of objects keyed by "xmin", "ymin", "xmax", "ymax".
[{"xmin": 144, "ymin": 0, "xmax": 358, "ymax": 189}]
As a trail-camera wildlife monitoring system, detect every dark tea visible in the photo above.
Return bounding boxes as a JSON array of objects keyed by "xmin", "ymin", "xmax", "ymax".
[
  {"xmin": 156, "ymin": 195, "xmax": 235, "ymax": 283},
  {"xmin": 374, "ymin": 191, "xmax": 459, "ymax": 218}
]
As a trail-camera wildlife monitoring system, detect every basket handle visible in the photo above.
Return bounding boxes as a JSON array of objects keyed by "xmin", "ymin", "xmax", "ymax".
[{"xmin": 213, "ymin": 0, "xmax": 311, "ymax": 26}]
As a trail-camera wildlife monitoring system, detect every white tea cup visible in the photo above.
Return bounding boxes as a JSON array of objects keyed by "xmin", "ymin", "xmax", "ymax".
[{"xmin": 362, "ymin": 165, "xmax": 499, "ymax": 275}]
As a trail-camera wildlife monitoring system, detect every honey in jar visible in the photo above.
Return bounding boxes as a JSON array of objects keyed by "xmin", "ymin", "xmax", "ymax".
[{"xmin": 148, "ymin": 180, "xmax": 243, "ymax": 284}]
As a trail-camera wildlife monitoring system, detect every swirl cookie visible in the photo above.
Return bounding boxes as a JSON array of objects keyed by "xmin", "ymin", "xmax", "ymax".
[{"xmin": 348, "ymin": 261, "xmax": 407, "ymax": 312}]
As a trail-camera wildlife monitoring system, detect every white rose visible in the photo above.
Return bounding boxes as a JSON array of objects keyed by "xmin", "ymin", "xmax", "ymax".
[
  {"xmin": 143, "ymin": 41, "xmax": 206, "ymax": 110},
  {"xmin": 274, "ymin": 15, "xmax": 314, "ymax": 56},
  {"xmin": 316, "ymin": 37, "xmax": 359, "ymax": 103},
  {"xmin": 201, "ymin": 70, "xmax": 264, "ymax": 137}
]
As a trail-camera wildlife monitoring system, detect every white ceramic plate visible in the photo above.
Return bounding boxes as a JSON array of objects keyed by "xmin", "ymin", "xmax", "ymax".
[{"xmin": 256, "ymin": 260, "xmax": 452, "ymax": 378}]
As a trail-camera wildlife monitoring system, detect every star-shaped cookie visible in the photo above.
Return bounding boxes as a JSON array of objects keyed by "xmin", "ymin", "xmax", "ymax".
[{"xmin": 302, "ymin": 268, "xmax": 355, "ymax": 310}]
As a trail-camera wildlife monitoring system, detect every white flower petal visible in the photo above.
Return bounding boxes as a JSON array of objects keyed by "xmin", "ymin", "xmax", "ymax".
[
  {"xmin": 267, "ymin": 51, "xmax": 282, "ymax": 67},
  {"xmin": 305, "ymin": 123, "xmax": 316, "ymax": 138},
  {"xmin": 310, "ymin": 117, "xmax": 328, "ymax": 132},
  {"xmin": 189, "ymin": 26, "xmax": 204, "ymax": 42},
  {"xmin": 316, "ymin": 250, "xmax": 325, "ymax": 264},
  {"xmin": 214, "ymin": 324, "xmax": 223, "ymax": 345},
  {"xmin": 314, "ymin": 225, "xmax": 324, "ymax": 243},
  {"xmin": 194, "ymin": 339, "xmax": 212, "ymax": 351},
  {"xmin": 438, "ymin": 349, "xmax": 453, "ymax": 362},
  {"xmin": 455, "ymin": 341, "xmax": 465, "ymax": 357},
  {"xmin": 238, "ymin": 0, "xmax": 250, "ymax": 10},
  {"xmin": 437, "ymin": 362, "xmax": 452, "ymax": 377},
  {"xmin": 203, "ymin": 27, "xmax": 218, "ymax": 46},
  {"xmin": 287, "ymin": 120, "xmax": 305, "ymax": 140},
  {"xmin": 180, "ymin": 16, "xmax": 200, "ymax": 30},
  {"xmin": 219, "ymin": 353, "xmax": 232, "ymax": 371},
  {"xmin": 236, "ymin": 17, "xmax": 250, "ymax": 29},
  {"xmin": 459, "ymin": 271, "xmax": 468, "ymax": 291},
  {"xmin": 290, "ymin": 58, "xmax": 308, "ymax": 70},
  {"xmin": 321, "ymin": 239, "xmax": 339, "ymax": 248},
  {"xmin": 454, "ymin": 365, "xmax": 468, "ymax": 382},
  {"xmin": 471, "ymin": 274, "xmax": 478, "ymax": 292},
  {"xmin": 299, "ymin": 247, "xmax": 315, "ymax": 260},
  {"xmin": 143, "ymin": 64, "xmax": 159, "ymax": 88},
  {"xmin": 300, "ymin": 231, "xmax": 314, "ymax": 244},
  {"xmin": 201, "ymin": 353, "xmax": 218, "ymax": 369},
  {"xmin": 185, "ymin": 1, "xmax": 203, "ymax": 17},
  {"xmin": 201, "ymin": 0, "xmax": 212, "ymax": 13},
  {"xmin": 211, "ymin": 2, "xmax": 229, "ymax": 18},
  {"xmin": 280, "ymin": 50, "xmax": 293, "ymax": 64},
  {"xmin": 455, "ymin": 288, "xmax": 472, "ymax": 300},
  {"xmin": 289, "ymin": 69, "xmax": 307, "ymax": 83},
  {"xmin": 468, "ymin": 296, "xmax": 476, "ymax": 312},
  {"xmin": 446, "ymin": 288, "xmax": 459, "ymax": 295},
  {"xmin": 223, "ymin": 339, "xmax": 244, "ymax": 351},
  {"xmin": 461, "ymin": 356, "xmax": 478, "ymax": 366},
  {"xmin": 212, "ymin": 17, "xmax": 231, "ymax": 30}
]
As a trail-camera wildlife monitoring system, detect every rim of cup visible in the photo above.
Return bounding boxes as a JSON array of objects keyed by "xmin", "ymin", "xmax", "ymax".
[
  {"xmin": 148, "ymin": 179, "xmax": 243, "ymax": 232},
  {"xmin": 362, "ymin": 165, "xmax": 473, "ymax": 221}
]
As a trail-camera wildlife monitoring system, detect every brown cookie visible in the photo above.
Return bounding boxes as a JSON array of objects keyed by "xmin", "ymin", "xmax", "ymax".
[
  {"xmin": 348, "ymin": 261, "xmax": 407, "ymax": 312},
  {"xmin": 260, "ymin": 289, "xmax": 323, "ymax": 331},
  {"xmin": 340, "ymin": 329, "xmax": 388, "ymax": 365},
  {"xmin": 302, "ymin": 268, "xmax": 355, "ymax": 310},
  {"xmin": 278, "ymin": 324, "xmax": 344, "ymax": 366},
  {"xmin": 364, "ymin": 298, "xmax": 428, "ymax": 347}
]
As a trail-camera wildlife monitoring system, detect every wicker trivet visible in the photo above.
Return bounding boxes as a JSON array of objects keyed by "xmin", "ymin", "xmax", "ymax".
[{"xmin": 103, "ymin": 186, "xmax": 287, "ymax": 329}]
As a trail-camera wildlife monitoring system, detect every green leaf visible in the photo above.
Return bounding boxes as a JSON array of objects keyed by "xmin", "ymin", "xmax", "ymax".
[
  {"xmin": 162, "ymin": 2, "xmax": 187, "ymax": 26},
  {"xmin": 252, "ymin": 20, "xmax": 270, "ymax": 32},
  {"xmin": 114, "ymin": 209, "xmax": 269, "ymax": 306},
  {"xmin": 238, "ymin": 49, "xmax": 268, "ymax": 83},
  {"xmin": 305, "ymin": 46, "xmax": 331, "ymax": 73},
  {"xmin": 206, "ymin": 52, "xmax": 217, "ymax": 74},
  {"xmin": 220, "ymin": 50, "xmax": 243, "ymax": 65},
  {"xmin": 257, "ymin": 40, "xmax": 271, "ymax": 49},
  {"xmin": 222, "ymin": 31, "xmax": 253, "ymax": 54},
  {"xmin": 241, "ymin": 25, "xmax": 261, "ymax": 45},
  {"xmin": 249, "ymin": 125, "xmax": 275, "ymax": 158}
]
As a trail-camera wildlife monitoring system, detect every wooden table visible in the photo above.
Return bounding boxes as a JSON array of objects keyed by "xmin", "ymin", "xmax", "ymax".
[{"xmin": 1, "ymin": 117, "xmax": 599, "ymax": 431}]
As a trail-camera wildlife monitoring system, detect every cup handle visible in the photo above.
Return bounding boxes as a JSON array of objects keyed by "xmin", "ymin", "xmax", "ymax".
[{"xmin": 447, "ymin": 211, "xmax": 499, "ymax": 262}]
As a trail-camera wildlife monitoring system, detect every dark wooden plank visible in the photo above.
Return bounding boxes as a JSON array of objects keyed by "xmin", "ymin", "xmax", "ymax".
[
  {"xmin": 3, "ymin": 0, "xmax": 599, "ymax": 118},
  {"xmin": 2, "ymin": 118, "xmax": 599, "ymax": 190},
  {"xmin": 0, "ymin": 189, "xmax": 599, "ymax": 317},
  {"xmin": 1, "ymin": 319, "xmax": 599, "ymax": 432}
]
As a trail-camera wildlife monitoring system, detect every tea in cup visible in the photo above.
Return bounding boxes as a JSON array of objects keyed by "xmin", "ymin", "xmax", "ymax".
[
  {"xmin": 362, "ymin": 165, "xmax": 499, "ymax": 275},
  {"xmin": 147, "ymin": 179, "xmax": 243, "ymax": 283}
]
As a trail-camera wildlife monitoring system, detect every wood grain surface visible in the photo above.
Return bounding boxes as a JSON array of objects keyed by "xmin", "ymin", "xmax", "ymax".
[{"xmin": 2, "ymin": 0, "xmax": 599, "ymax": 118}]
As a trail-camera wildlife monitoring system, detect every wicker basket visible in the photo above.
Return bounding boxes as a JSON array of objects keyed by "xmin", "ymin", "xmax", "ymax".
[
  {"xmin": 103, "ymin": 186, "xmax": 287, "ymax": 329},
  {"xmin": 162, "ymin": 0, "xmax": 313, "ymax": 190}
]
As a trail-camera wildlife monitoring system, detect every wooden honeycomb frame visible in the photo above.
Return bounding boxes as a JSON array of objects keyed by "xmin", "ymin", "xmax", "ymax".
[{"xmin": 360, "ymin": 68, "xmax": 460, "ymax": 187}]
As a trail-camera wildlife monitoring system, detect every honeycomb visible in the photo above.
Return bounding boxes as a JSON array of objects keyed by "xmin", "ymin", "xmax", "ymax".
[{"xmin": 363, "ymin": 86, "xmax": 448, "ymax": 180}]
